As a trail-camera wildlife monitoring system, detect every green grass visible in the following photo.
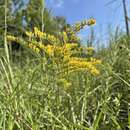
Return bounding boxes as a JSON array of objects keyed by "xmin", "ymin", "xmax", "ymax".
[{"xmin": 0, "ymin": 35, "xmax": 130, "ymax": 130}]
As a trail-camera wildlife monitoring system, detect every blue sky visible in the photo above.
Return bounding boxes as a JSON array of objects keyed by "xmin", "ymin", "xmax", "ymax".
[{"xmin": 46, "ymin": 0, "xmax": 130, "ymax": 45}]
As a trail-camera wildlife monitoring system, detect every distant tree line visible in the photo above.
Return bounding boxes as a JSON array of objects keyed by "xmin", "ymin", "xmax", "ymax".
[{"xmin": 0, "ymin": 0, "xmax": 69, "ymax": 47}]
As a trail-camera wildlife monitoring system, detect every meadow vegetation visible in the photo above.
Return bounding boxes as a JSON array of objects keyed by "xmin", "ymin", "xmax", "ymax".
[{"xmin": 0, "ymin": 0, "xmax": 130, "ymax": 130}]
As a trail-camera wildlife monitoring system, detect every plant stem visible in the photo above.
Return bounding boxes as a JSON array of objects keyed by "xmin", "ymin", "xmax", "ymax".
[
  {"xmin": 4, "ymin": 0, "xmax": 13, "ymax": 93},
  {"xmin": 41, "ymin": 0, "xmax": 45, "ymax": 32},
  {"xmin": 122, "ymin": 0, "xmax": 129, "ymax": 36}
]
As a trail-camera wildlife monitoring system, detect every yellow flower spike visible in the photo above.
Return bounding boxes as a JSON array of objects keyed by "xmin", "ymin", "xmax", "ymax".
[
  {"xmin": 25, "ymin": 31, "xmax": 33, "ymax": 37},
  {"xmin": 46, "ymin": 45, "xmax": 54, "ymax": 56},
  {"xmin": 35, "ymin": 48, "xmax": 40, "ymax": 53},
  {"xmin": 39, "ymin": 43, "xmax": 45, "ymax": 50},
  {"xmin": 54, "ymin": 46, "xmax": 63, "ymax": 57},
  {"xmin": 63, "ymin": 31, "xmax": 68, "ymax": 42},
  {"xmin": 43, "ymin": 32, "xmax": 47, "ymax": 38},
  {"xmin": 47, "ymin": 34, "xmax": 51, "ymax": 39},
  {"xmin": 34, "ymin": 27, "xmax": 43, "ymax": 38},
  {"xmin": 28, "ymin": 43, "xmax": 40, "ymax": 53},
  {"xmin": 63, "ymin": 55, "xmax": 71, "ymax": 61},
  {"xmin": 87, "ymin": 18, "xmax": 96, "ymax": 26},
  {"xmin": 95, "ymin": 60, "xmax": 102, "ymax": 64},
  {"xmin": 64, "ymin": 44, "xmax": 72, "ymax": 50},
  {"xmin": 37, "ymin": 31, "xmax": 42, "ymax": 38},
  {"xmin": 32, "ymin": 45, "xmax": 36, "ymax": 50},
  {"xmin": 90, "ymin": 58, "xmax": 102, "ymax": 65},
  {"xmin": 34, "ymin": 27, "xmax": 39, "ymax": 34},
  {"xmin": 86, "ymin": 47, "xmax": 95, "ymax": 51},
  {"xmin": 65, "ymin": 43, "xmax": 78, "ymax": 50},
  {"xmin": 7, "ymin": 35, "xmax": 17, "ymax": 41},
  {"xmin": 45, "ymin": 34, "xmax": 59, "ymax": 44},
  {"xmin": 68, "ymin": 57, "xmax": 101, "ymax": 76},
  {"xmin": 90, "ymin": 67, "xmax": 100, "ymax": 75},
  {"xmin": 28, "ymin": 43, "xmax": 32, "ymax": 48}
]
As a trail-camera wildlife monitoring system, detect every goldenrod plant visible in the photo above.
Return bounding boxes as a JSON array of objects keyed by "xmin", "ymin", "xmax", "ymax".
[{"xmin": 7, "ymin": 19, "xmax": 101, "ymax": 76}]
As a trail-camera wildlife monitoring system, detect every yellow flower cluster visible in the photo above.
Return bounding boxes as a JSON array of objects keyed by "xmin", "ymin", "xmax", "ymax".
[
  {"xmin": 7, "ymin": 18, "xmax": 101, "ymax": 76},
  {"xmin": 68, "ymin": 58, "xmax": 101, "ymax": 75},
  {"xmin": 71, "ymin": 18, "xmax": 96, "ymax": 33},
  {"xmin": 28, "ymin": 43, "xmax": 78, "ymax": 58},
  {"xmin": 27, "ymin": 42, "xmax": 77, "ymax": 57},
  {"xmin": 73, "ymin": 20, "xmax": 88, "ymax": 32},
  {"xmin": 28, "ymin": 43, "xmax": 40, "ymax": 53},
  {"xmin": 64, "ymin": 19, "xmax": 95, "ymax": 43},
  {"xmin": 28, "ymin": 43, "xmax": 60, "ymax": 56},
  {"xmin": 64, "ymin": 43, "xmax": 78, "ymax": 50},
  {"xmin": 27, "ymin": 42, "xmax": 101, "ymax": 75},
  {"xmin": 34, "ymin": 27, "xmax": 59, "ymax": 43},
  {"xmin": 47, "ymin": 34, "xmax": 59, "ymax": 43},
  {"xmin": 63, "ymin": 29, "xmax": 80, "ymax": 43},
  {"xmin": 70, "ymin": 34, "xmax": 80, "ymax": 43},
  {"xmin": 25, "ymin": 27, "xmax": 60, "ymax": 44},
  {"xmin": 62, "ymin": 31, "xmax": 68, "ymax": 43},
  {"xmin": 86, "ymin": 47, "xmax": 95, "ymax": 51},
  {"xmin": 62, "ymin": 43, "xmax": 78, "ymax": 58},
  {"xmin": 90, "ymin": 67, "xmax": 100, "ymax": 75},
  {"xmin": 45, "ymin": 45, "xmax": 55, "ymax": 56},
  {"xmin": 30, "ymin": 43, "xmax": 100, "ymax": 75},
  {"xmin": 87, "ymin": 18, "xmax": 96, "ymax": 26},
  {"xmin": 7, "ymin": 35, "xmax": 17, "ymax": 41},
  {"xmin": 34, "ymin": 27, "xmax": 46, "ymax": 38},
  {"xmin": 25, "ymin": 31, "xmax": 33, "ymax": 37},
  {"xmin": 90, "ymin": 58, "xmax": 102, "ymax": 64},
  {"xmin": 42, "ymin": 43, "xmax": 78, "ymax": 57}
]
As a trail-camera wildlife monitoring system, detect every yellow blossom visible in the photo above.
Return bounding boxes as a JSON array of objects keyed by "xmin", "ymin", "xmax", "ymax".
[
  {"xmin": 34, "ymin": 27, "xmax": 44, "ymax": 38},
  {"xmin": 42, "ymin": 32, "xmax": 47, "ymax": 38},
  {"xmin": 25, "ymin": 31, "xmax": 33, "ymax": 37},
  {"xmin": 86, "ymin": 47, "xmax": 95, "ymax": 51},
  {"xmin": 64, "ymin": 43, "xmax": 78, "ymax": 50},
  {"xmin": 7, "ymin": 35, "xmax": 17, "ymax": 41},
  {"xmin": 45, "ymin": 45, "xmax": 54, "ymax": 56},
  {"xmin": 87, "ymin": 18, "xmax": 96, "ymax": 26},
  {"xmin": 28, "ymin": 43, "xmax": 33, "ymax": 48},
  {"xmin": 90, "ymin": 58, "xmax": 102, "ymax": 64},
  {"xmin": 90, "ymin": 67, "xmax": 100, "ymax": 75},
  {"xmin": 68, "ymin": 58, "xmax": 100, "ymax": 75},
  {"xmin": 63, "ymin": 31, "xmax": 68, "ymax": 42},
  {"xmin": 28, "ymin": 43, "xmax": 40, "ymax": 53},
  {"xmin": 34, "ymin": 27, "xmax": 39, "ymax": 34},
  {"xmin": 39, "ymin": 43, "xmax": 45, "ymax": 50},
  {"xmin": 35, "ymin": 47, "xmax": 40, "ymax": 53}
]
